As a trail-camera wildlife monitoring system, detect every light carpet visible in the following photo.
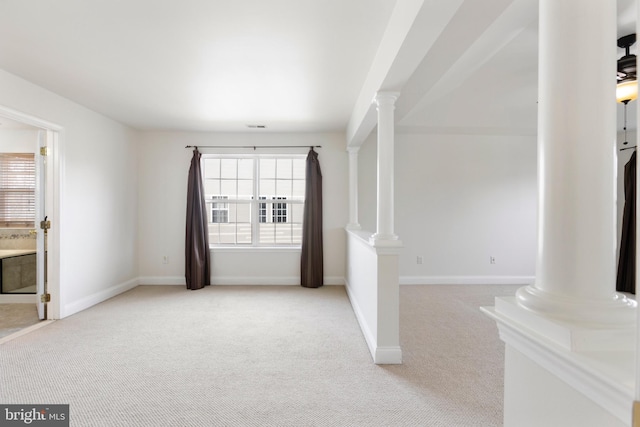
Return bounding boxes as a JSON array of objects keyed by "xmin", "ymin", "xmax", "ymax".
[{"xmin": 0, "ymin": 284, "xmax": 517, "ymax": 426}]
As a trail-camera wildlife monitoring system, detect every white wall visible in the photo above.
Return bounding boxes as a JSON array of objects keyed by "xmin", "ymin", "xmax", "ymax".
[
  {"xmin": 0, "ymin": 69, "xmax": 138, "ymax": 318},
  {"xmin": 358, "ymin": 131, "xmax": 538, "ymax": 285},
  {"xmin": 136, "ymin": 131, "xmax": 348, "ymax": 285},
  {"xmin": 0, "ymin": 129, "xmax": 38, "ymax": 152}
]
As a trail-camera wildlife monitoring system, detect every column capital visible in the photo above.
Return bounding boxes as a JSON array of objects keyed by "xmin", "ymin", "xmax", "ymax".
[
  {"xmin": 347, "ymin": 146, "xmax": 360, "ymax": 154},
  {"xmin": 373, "ymin": 91, "xmax": 400, "ymax": 107}
]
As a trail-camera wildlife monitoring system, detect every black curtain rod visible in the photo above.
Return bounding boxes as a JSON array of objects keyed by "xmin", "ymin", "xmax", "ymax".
[
  {"xmin": 620, "ymin": 145, "xmax": 637, "ymax": 151},
  {"xmin": 185, "ymin": 145, "xmax": 321, "ymax": 150}
]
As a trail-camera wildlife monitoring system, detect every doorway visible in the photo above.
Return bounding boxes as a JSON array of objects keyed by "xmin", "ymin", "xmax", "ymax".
[{"xmin": 0, "ymin": 106, "xmax": 61, "ymax": 332}]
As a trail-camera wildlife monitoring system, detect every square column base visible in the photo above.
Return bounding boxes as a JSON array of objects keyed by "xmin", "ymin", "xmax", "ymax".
[{"xmin": 482, "ymin": 297, "xmax": 636, "ymax": 426}]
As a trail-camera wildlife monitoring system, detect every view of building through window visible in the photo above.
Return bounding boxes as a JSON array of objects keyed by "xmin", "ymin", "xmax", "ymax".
[{"xmin": 202, "ymin": 155, "xmax": 305, "ymax": 246}]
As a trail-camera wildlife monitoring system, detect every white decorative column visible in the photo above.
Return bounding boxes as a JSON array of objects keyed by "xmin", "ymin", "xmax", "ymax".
[
  {"xmin": 370, "ymin": 91, "xmax": 400, "ymax": 245},
  {"xmin": 515, "ymin": 0, "xmax": 635, "ymax": 326},
  {"xmin": 346, "ymin": 147, "xmax": 361, "ymax": 230}
]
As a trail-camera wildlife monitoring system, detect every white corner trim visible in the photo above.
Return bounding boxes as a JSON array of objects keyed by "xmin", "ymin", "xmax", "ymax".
[
  {"xmin": 62, "ymin": 278, "xmax": 139, "ymax": 318},
  {"xmin": 400, "ymin": 275, "xmax": 535, "ymax": 285}
]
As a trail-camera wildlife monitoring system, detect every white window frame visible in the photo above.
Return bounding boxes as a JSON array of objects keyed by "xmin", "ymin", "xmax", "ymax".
[{"xmin": 202, "ymin": 153, "xmax": 305, "ymax": 248}]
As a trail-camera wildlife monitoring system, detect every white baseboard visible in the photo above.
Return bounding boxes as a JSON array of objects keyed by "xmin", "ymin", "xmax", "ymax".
[
  {"xmin": 62, "ymin": 277, "xmax": 139, "ymax": 318},
  {"xmin": 139, "ymin": 276, "xmax": 344, "ymax": 286},
  {"xmin": 374, "ymin": 346, "xmax": 403, "ymax": 364},
  {"xmin": 138, "ymin": 276, "xmax": 185, "ymax": 286},
  {"xmin": 400, "ymin": 276, "xmax": 535, "ymax": 286}
]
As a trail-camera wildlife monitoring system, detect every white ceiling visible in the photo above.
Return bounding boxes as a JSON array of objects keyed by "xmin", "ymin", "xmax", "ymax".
[{"xmin": 0, "ymin": 0, "xmax": 636, "ymax": 137}]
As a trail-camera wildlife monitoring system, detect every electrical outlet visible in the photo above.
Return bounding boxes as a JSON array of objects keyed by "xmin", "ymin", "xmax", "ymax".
[
  {"xmin": 417, "ymin": 256, "xmax": 423, "ymax": 265},
  {"xmin": 162, "ymin": 256, "xmax": 169, "ymax": 265},
  {"xmin": 490, "ymin": 256, "xmax": 496, "ymax": 264}
]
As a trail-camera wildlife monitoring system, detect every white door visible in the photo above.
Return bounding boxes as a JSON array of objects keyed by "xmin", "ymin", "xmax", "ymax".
[{"xmin": 34, "ymin": 130, "xmax": 47, "ymax": 319}]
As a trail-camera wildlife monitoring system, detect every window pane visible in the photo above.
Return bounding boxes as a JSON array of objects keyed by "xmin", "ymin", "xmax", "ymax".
[
  {"xmin": 276, "ymin": 158, "xmax": 292, "ymax": 179},
  {"xmin": 237, "ymin": 223, "xmax": 252, "ymax": 244},
  {"xmin": 209, "ymin": 223, "xmax": 220, "ymax": 244},
  {"xmin": 276, "ymin": 180, "xmax": 292, "ymax": 198},
  {"xmin": 260, "ymin": 158, "xmax": 276, "ymax": 179},
  {"xmin": 292, "ymin": 224, "xmax": 302, "ymax": 244},
  {"xmin": 291, "ymin": 203, "xmax": 303, "ymax": 223},
  {"xmin": 292, "ymin": 180, "xmax": 305, "ymax": 198},
  {"xmin": 275, "ymin": 223, "xmax": 292, "ymax": 244},
  {"xmin": 204, "ymin": 158, "xmax": 220, "ymax": 179},
  {"xmin": 292, "ymin": 159, "xmax": 305, "ymax": 179},
  {"xmin": 219, "ymin": 223, "xmax": 235, "ymax": 244},
  {"xmin": 238, "ymin": 158, "xmax": 253, "ymax": 179},
  {"xmin": 204, "ymin": 179, "xmax": 220, "ymax": 196},
  {"xmin": 220, "ymin": 180, "xmax": 236, "ymax": 198},
  {"xmin": 259, "ymin": 179, "xmax": 276, "ymax": 196},
  {"xmin": 220, "ymin": 158, "xmax": 237, "ymax": 179},
  {"xmin": 259, "ymin": 223, "xmax": 275, "ymax": 244},
  {"xmin": 237, "ymin": 179, "xmax": 253, "ymax": 199},
  {"xmin": 235, "ymin": 203, "xmax": 251, "ymax": 223}
]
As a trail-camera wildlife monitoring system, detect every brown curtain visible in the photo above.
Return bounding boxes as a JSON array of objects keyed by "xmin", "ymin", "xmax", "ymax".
[
  {"xmin": 185, "ymin": 148, "xmax": 210, "ymax": 290},
  {"xmin": 617, "ymin": 150, "xmax": 636, "ymax": 294},
  {"xmin": 301, "ymin": 148, "xmax": 323, "ymax": 288}
]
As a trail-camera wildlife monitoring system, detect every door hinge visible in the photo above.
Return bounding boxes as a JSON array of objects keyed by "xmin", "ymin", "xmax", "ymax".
[
  {"xmin": 40, "ymin": 220, "xmax": 51, "ymax": 231},
  {"xmin": 40, "ymin": 293, "xmax": 51, "ymax": 303},
  {"xmin": 40, "ymin": 146, "xmax": 47, "ymax": 156}
]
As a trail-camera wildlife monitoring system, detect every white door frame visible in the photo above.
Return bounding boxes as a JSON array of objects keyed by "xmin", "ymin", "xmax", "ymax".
[{"xmin": 0, "ymin": 105, "xmax": 63, "ymax": 319}]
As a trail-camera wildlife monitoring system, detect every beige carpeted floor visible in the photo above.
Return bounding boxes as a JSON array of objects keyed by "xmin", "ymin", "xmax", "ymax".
[{"xmin": 0, "ymin": 284, "xmax": 517, "ymax": 426}]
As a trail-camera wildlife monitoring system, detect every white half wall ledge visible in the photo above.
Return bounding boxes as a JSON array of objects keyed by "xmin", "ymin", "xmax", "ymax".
[
  {"xmin": 400, "ymin": 276, "xmax": 535, "ymax": 285},
  {"xmin": 482, "ymin": 301, "xmax": 635, "ymax": 426}
]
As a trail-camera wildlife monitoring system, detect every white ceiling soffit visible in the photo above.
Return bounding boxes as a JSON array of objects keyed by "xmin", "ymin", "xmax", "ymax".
[
  {"xmin": 0, "ymin": 0, "xmax": 395, "ymax": 132},
  {"xmin": 347, "ymin": 0, "xmax": 638, "ymax": 145},
  {"xmin": 347, "ymin": 0, "xmax": 536, "ymax": 146}
]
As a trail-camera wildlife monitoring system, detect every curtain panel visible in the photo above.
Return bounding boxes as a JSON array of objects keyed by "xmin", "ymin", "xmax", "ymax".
[
  {"xmin": 301, "ymin": 148, "xmax": 323, "ymax": 288},
  {"xmin": 185, "ymin": 148, "xmax": 211, "ymax": 290},
  {"xmin": 616, "ymin": 150, "xmax": 636, "ymax": 294}
]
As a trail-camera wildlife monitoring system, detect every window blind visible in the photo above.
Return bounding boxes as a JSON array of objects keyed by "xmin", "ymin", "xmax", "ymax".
[{"xmin": 0, "ymin": 153, "xmax": 36, "ymax": 227}]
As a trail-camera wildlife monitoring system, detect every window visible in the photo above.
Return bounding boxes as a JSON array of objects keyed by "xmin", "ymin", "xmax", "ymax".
[
  {"xmin": 211, "ymin": 196, "xmax": 229, "ymax": 223},
  {"xmin": 259, "ymin": 196, "xmax": 288, "ymax": 223},
  {"xmin": 0, "ymin": 153, "xmax": 36, "ymax": 227},
  {"xmin": 202, "ymin": 155, "xmax": 305, "ymax": 246}
]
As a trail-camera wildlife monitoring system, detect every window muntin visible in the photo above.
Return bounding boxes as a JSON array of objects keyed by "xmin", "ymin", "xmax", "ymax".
[
  {"xmin": 202, "ymin": 155, "xmax": 305, "ymax": 246},
  {"xmin": 0, "ymin": 153, "xmax": 36, "ymax": 227}
]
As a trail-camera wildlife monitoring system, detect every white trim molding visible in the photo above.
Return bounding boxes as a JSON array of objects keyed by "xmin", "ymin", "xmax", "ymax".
[
  {"xmin": 62, "ymin": 278, "xmax": 138, "ymax": 317},
  {"xmin": 138, "ymin": 276, "xmax": 344, "ymax": 286}
]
